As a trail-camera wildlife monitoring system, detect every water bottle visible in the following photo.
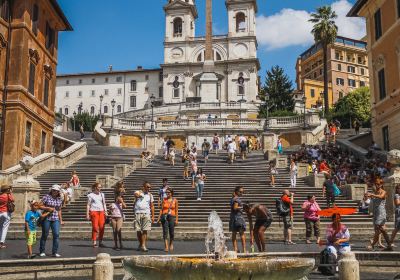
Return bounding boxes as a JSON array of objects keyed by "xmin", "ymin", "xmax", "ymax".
[{"xmin": 251, "ymin": 244, "xmax": 255, "ymax": 253}]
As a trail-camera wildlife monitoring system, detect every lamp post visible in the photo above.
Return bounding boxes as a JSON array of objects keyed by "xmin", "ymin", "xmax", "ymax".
[
  {"xmin": 302, "ymin": 95, "xmax": 307, "ymax": 129},
  {"xmin": 99, "ymin": 94, "xmax": 104, "ymax": 124},
  {"xmin": 320, "ymin": 91, "xmax": 325, "ymax": 118},
  {"xmin": 73, "ymin": 111, "xmax": 76, "ymax": 131},
  {"xmin": 265, "ymin": 94, "xmax": 270, "ymax": 128},
  {"xmin": 150, "ymin": 94, "xmax": 156, "ymax": 132},
  {"xmin": 111, "ymin": 99, "xmax": 116, "ymax": 131}
]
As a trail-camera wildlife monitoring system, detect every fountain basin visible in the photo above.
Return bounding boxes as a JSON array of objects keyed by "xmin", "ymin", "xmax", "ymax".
[{"xmin": 123, "ymin": 256, "xmax": 315, "ymax": 280}]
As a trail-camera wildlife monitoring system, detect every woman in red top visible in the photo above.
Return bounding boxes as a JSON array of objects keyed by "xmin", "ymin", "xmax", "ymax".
[
  {"xmin": 0, "ymin": 185, "xmax": 14, "ymax": 248},
  {"xmin": 70, "ymin": 171, "xmax": 80, "ymax": 187},
  {"xmin": 319, "ymin": 160, "xmax": 331, "ymax": 175},
  {"xmin": 157, "ymin": 188, "xmax": 178, "ymax": 252}
]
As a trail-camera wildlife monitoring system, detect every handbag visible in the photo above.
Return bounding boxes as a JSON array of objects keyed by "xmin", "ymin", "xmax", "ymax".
[
  {"xmin": 7, "ymin": 194, "xmax": 15, "ymax": 213},
  {"xmin": 100, "ymin": 192, "xmax": 110, "ymax": 224}
]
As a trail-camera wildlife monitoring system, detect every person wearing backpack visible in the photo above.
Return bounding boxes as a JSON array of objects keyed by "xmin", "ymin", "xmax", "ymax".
[
  {"xmin": 243, "ymin": 202, "xmax": 273, "ymax": 252},
  {"xmin": 280, "ymin": 190, "xmax": 295, "ymax": 245},
  {"xmin": 201, "ymin": 139, "xmax": 211, "ymax": 164},
  {"xmin": 323, "ymin": 176, "xmax": 336, "ymax": 208},
  {"xmin": 212, "ymin": 133, "xmax": 219, "ymax": 154},
  {"xmin": 0, "ymin": 185, "xmax": 14, "ymax": 249}
]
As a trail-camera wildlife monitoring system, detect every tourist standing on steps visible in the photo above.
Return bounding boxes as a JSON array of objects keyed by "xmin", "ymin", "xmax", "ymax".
[
  {"xmin": 108, "ymin": 195, "xmax": 126, "ymax": 250},
  {"xmin": 289, "ymin": 159, "xmax": 298, "ymax": 188},
  {"xmin": 212, "ymin": 133, "xmax": 219, "ymax": 154},
  {"xmin": 79, "ymin": 123, "xmax": 85, "ymax": 140},
  {"xmin": 133, "ymin": 182, "xmax": 155, "ymax": 252},
  {"xmin": 166, "ymin": 137, "xmax": 175, "ymax": 157},
  {"xmin": 323, "ymin": 176, "xmax": 335, "ymax": 208},
  {"xmin": 239, "ymin": 138, "xmax": 247, "ymax": 160},
  {"xmin": 25, "ymin": 200, "xmax": 50, "ymax": 258},
  {"xmin": 277, "ymin": 138, "xmax": 283, "ymax": 155},
  {"xmin": 389, "ymin": 185, "xmax": 400, "ymax": 248},
  {"xmin": 158, "ymin": 178, "xmax": 169, "ymax": 209},
  {"xmin": 229, "ymin": 186, "xmax": 246, "ymax": 253},
  {"xmin": 227, "ymin": 140, "xmax": 236, "ymax": 164},
  {"xmin": 190, "ymin": 158, "xmax": 198, "ymax": 188},
  {"xmin": 86, "ymin": 183, "xmax": 107, "ymax": 248},
  {"xmin": 69, "ymin": 170, "xmax": 80, "ymax": 188},
  {"xmin": 302, "ymin": 195, "xmax": 321, "ymax": 244},
  {"xmin": 269, "ymin": 160, "xmax": 278, "ymax": 187},
  {"xmin": 182, "ymin": 150, "xmax": 190, "ymax": 180},
  {"xmin": 201, "ymin": 138, "xmax": 211, "ymax": 164},
  {"xmin": 195, "ymin": 168, "xmax": 206, "ymax": 201},
  {"xmin": 162, "ymin": 138, "xmax": 168, "ymax": 160},
  {"xmin": 243, "ymin": 203, "xmax": 273, "ymax": 252},
  {"xmin": 169, "ymin": 146, "xmax": 176, "ymax": 166},
  {"xmin": 367, "ymin": 182, "xmax": 393, "ymax": 250},
  {"xmin": 0, "ymin": 185, "xmax": 14, "ymax": 249},
  {"xmin": 157, "ymin": 187, "xmax": 178, "ymax": 253},
  {"xmin": 39, "ymin": 185, "xmax": 64, "ymax": 257},
  {"xmin": 281, "ymin": 190, "xmax": 295, "ymax": 245}
]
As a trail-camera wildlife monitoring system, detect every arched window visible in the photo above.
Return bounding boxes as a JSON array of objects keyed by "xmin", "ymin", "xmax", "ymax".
[
  {"xmin": 236, "ymin": 12, "xmax": 246, "ymax": 32},
  {"xmin": 173, "ymin": 18, "xmax": 183, "ymax": 37},
  {"xmin": 90, "ymin": 106, "xmax": 95, "ymax": 115},
  {"xmin": 215, "ymin": 51, "xmax": 222, "ymax": 61},
  {"xmin": 197, "ymin": 52, "xmax": 203, "ymax": 62},
  {"xmin": 130, "ymin": 80, "xmax": 137, "ymax": 92},
  {"xmin": 64, "ymin": 107, "xmax": 69, "ymax": 115},
  {"xmin": 104, "ymin": 105, "xmax": 108, "ymax": 114},
  {"xmin": 117, "ymin": 105, "xmax": 122, "ymax": 113}
]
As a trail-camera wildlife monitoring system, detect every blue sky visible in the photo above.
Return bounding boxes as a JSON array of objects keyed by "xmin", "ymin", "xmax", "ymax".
[{"xmin": 57, "ymin": 0, "xmax": 365, "ymax": 85}]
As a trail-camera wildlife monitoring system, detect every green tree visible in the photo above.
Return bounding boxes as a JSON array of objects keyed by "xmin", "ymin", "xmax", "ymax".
[
  {"xmin": 70, "ymin": 112, "xmax": 99, "ymax": 132},
  {"xmin": 259, "ymin": 65, "xmax": 294, "ymax": 118},
  {"xmin": 309, "ymin": 6, "xmax": 338, "ymax": 115},
  {"xmin": 330, "ymin": 87, "xmax": 371, "ymax": 128}
]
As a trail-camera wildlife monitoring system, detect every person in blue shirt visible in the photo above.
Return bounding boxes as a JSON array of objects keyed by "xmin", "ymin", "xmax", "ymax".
[{"xmin": 25, "ymin": 201, "xmax": 50, "ymax": 259}]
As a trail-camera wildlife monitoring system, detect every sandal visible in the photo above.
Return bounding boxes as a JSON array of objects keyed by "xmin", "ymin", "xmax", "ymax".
[
  {"xmin": 366, "ymin": 245, "xmax": 374, "ymax": 251},
  {"xmin": 287, "ymin": 241, "xmax": 296, "ymax": 245}
]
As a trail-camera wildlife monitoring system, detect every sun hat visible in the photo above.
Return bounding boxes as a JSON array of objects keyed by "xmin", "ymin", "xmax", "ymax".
[
  {"xmin": 0, "ymin": 185, "xmax": 12, "ymax": 192},
  {"xmin": 50, "ymin": 184, "xmax": 61, "ymax": 192}
]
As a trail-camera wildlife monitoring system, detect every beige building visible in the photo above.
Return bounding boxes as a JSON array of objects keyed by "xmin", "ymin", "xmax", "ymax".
[
  {"xmin": 348, "ymin": 0, "xmax": 400, "ymax": 151},
  {"xmin": 296, "ymin": 36, "xmax": 370, "ymax": 108}
]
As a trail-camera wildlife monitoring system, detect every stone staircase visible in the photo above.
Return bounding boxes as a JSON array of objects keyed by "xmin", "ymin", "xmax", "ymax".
[{"xmin": 9, "ymin": 147, "xmax": 384, "ymax": 241}]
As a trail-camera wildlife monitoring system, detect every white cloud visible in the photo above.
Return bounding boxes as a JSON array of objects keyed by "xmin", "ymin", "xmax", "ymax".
[{"xmin": 256, "ymin": 0, "xmax": 366, "ymax": 51}]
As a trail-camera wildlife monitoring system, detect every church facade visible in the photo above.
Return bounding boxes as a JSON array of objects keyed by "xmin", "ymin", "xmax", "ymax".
[{"xmin": 55, "ymin": 0, "xmax": 261, "ymax": 120}]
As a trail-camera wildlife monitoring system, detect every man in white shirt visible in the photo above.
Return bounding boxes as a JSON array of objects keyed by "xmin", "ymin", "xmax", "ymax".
[
  {"xmin": 133, "ymin": 182, "xmax": 155, "ymax": 252},
  {"xmin": 227, "ymin": 141, "xmax": 236, "ymax": 164}
]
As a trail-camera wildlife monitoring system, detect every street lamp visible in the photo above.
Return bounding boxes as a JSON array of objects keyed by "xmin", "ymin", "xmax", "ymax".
[
  {"xmin": 320, "ymin": 91, "xmax": 325, "ymax": 118},
  {"xmin": 73, "ymin": 111, "xmax": 76, "ymax": 131},
  {"xmin": 150, "ymin": 94, "xmax": 156, "ymax": 132},
  {"xmin": 302, "ymin": 95, "xmax": 307, "ymax": 129},
  {"xmin": 99, "ymin": 94, "xmax": 104, "ymax": 125},
  {"xmin": 111, "ymin": 99, "xmax": 116, "ymax": 131}
]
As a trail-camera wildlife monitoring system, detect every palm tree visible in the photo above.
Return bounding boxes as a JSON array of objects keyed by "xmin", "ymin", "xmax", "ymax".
[{"xmin": 309, "ymin": 6, "xmax": 338, "ymax": 115}]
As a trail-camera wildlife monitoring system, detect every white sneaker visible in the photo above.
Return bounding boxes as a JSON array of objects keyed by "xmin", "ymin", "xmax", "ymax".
[
  {"xmin": 52, "ymin": 253, "xmax": 61, "ymax": 258},
  {"xmin": 39, "ymin": 253, "xmax": 46, "ymax": 257}
]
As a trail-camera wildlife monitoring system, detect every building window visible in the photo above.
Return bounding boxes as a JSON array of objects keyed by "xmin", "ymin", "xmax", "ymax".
[
  {"xmin": 378, "ymin": 68, "xmax": 386, "ymax": 100},
  {"xmin": 91, "ymin": 90, "xmax": 95, "ymax": 97},
  {"xmin": 336, "ymin": 78, "xmax": 344, "ymax": 86},
  {"xmin": 43, "ymin": 78, "xmax": 49, "ymax": 107},
  {"xmin": 105, "ymin": 77, "xmax": 108, "ymax": 83},
  {"xmin": 173, "ymin": 88, "xmax": 180, "ymax": 98},
  {"xmin": 159, "ymin": 72, "xmax": 163, "ymax": 82},
  {"xmin": 28, "ymin": 62, "xmax": 36, "ymax": 95},
  {"xmin": 374, "ymin": 9, "xmax": 382, "ymax": 41},
  {"xmin": 360, "ymin": 81, "xmax": 366, "ymax": 87},
  {"xmin": 360, "ymin": 68, "xmax": 365, "ymax": 75},
  {"xmin": 64, "ymin": 107, "xmax": 69, "ymax": 115},
  {"xmin": 104, "ymin": 89, "xmax": 109, "ymax": 96},
  {"xmin": 25, "ymin": 121, "xmax": 32, "ymax": 148},
  {"xmin": 130, "ymin": 80, "xmax": 137, "ymax": 91},
  {"xmin": 32, "ymin": 4, "xmax": 39, "ymax": 36},
  {"xmin": 145, "ymin": 75, "xmax": 149, "ymax": 81},
  {"xmin": 173, "ymin": 17, "xmax": 183, "ymax": 37},
  {"xmin": 335, "ymin": 52, "xmax": 340, "ymax": 60},
  {"xmin": 41, "ymin": 131, "xmax": 46, "ymax": 154},
  {"xmin": 337, "ymin": 64, "xmax": 342, "ymax": 71},
  {"xmin": 65, "ymin": 91, "xmax": 69, "ymax": 98},
  {"xmin": 348, "ymin": 66, "xmax": 356, "ymax": 73},
  {"xmin": 78, "ymin": 91, "xmax": 82, "ymax": 97},
  {"xmin": 45, "ymin": 21, "xmax": 55, "ymax": 52},
  {"xmin": 130, "ymin": 96, "xmax": 136, "ymax": 107},
  {"xmin": 397, "ymin": 0, "xmax": 400, "ymax": 18},
  {"xmin": 0, "ymin": 0, "xmax": 9, "ymax": 21},
  {"xmin": 79, "ymin": 79, "xmax": 82, "ymax": 84},
  {"xmin": 117, "ymin": 88, "xmax": 122, "ymax": 95},
  {"xmin": 382, "ymin": 125, "xmax": 390, "ymax": 151},
  {"xmin": 159, "ymin": 86, "xmax": 163, "ymax": 98},
  {"xmin": 117, "ymin": 105, "xmax": 122, "ymax": 113},
  {"xmin": 92, "ymin": 78, "xmax": 95, "ymax": 84},
  {"xmin": 90, "ymin": 106, "xmax": 95, "ymax": 115},
  {"xmin": 116, "ymin": 76, "xmax": 122, "ymax": 82},
  {"xmin": 339, "ymin": 91, "xmax": 344, "ymax": 99},
  {"xmin": 236, "ymin": 12, "xmax": 246, "ymax": 32},
  {"xmin": 104, "ymin": 105, "xmax": 108, "ymax": 114},
  {"xmin": 310, "ymin": 89, "xmax": 315, "ymax": 98},
  {"xmin": 348, "ymin": 79, "xmax": 356, "ymax": 87}
]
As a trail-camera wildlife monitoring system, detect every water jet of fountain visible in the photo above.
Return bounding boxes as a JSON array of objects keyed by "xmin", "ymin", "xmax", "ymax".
[{"xmin": 205, "ymin": 211, "xmax": 228, "ymax": 260}]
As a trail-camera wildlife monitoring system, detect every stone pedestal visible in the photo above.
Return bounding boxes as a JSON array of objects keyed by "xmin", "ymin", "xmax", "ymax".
[
  {"xmin": 92, "ymin": 253, "xmax": 113, "ymax": 280},
  {"xmin": 12, "ymin": 175, "xmax": 41, "ymax": 222},
  {"xmin": 297, "ymin": 163, "xmax": 309, "ymax": 178},
  {"xmin": 264, "ymin": 150, "xmax": 278, "ymax": 161},
  {"xmin": 96, "ymin": 175, "xmax": 120, "ymax": 189},
  {"xmin": 114, "ymin": 164, "xmax": 135, "ymax": 178},
  {"xmin": 384, "ymin": 150, "xmax": 400, "ymax": 222},
  {"xmin": 343, "ymin": 184, "xmax": 367, "ymax": 200},
  {"xmin": 338, "ymin": 252, "xmax": 360, "ymax": 280},
  {"xmin": 262, "ymin": 133, "xmax": 276, "ymax": 151},
  {"xmin": 305, "ymin": 173, "xmax": 326, "ymax": 188},
  {"xmin": 276, "ymin": 156, "xmax": 288, "ymax": 169},
  {"xmin": 146, "ymin": 133, "xmax": 159, "ymax": 156},
  {"xmin": 106, "ymin": 132, "xmax": 120, "ymax": 147}
]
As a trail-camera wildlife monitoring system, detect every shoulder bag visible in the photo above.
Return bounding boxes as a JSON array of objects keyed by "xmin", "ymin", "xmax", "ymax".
[{"xmin": 7, "ymin": 194, "xmax": 15, "ymax": 213}]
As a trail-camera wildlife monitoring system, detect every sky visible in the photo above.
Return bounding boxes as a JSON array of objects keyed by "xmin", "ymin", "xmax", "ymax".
[{"xmin": 57, "ymin": 0, "xmax": 366, "ymax": 84}]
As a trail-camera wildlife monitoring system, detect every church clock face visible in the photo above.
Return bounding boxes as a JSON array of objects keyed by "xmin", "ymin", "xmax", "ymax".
[{"xmin": 170, "ymin": 47, "xmax": 184, "ymax": 59}]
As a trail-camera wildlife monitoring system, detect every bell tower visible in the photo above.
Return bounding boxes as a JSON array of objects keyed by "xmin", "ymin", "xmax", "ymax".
[
  {"xmin": 226, "ymin": 0, "xmax": 257, "ymax": 37},
  {"xmin": 164, "ymin": 0, "xmax": 198, "ymax": 41}
]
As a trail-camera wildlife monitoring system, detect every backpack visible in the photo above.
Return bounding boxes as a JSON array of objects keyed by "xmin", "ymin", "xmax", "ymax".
[
  {"xmin": 213, "ymin": 136, "xmax": 219, "ymax": 144},
  {"xmin": 318, "ymin": 248, "xmax": 337, "ymax": 276},
  {"xmin": 275, "ymin": 198, "xmax": 290, "ymax": 217}
]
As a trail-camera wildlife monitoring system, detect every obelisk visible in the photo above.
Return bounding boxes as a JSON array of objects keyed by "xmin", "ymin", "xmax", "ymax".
[{"xmin": 200, "ymin": 0, "xmax": 218, "ymax": 102}]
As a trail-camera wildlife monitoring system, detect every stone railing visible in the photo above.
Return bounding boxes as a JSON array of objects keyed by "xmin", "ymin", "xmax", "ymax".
[
  {"xmin": 267, "ymin": 113, "xmax": 321, "ymax": 129},
  {"xmin": 0, "ymin": 135, "xmax": 87, "ymax": 185}
]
